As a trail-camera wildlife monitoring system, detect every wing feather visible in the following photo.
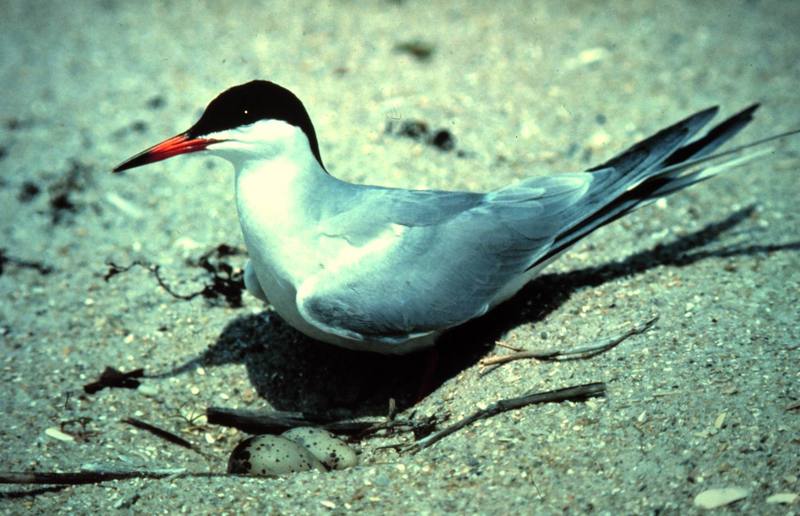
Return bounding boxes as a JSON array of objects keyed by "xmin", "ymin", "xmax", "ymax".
[{"xmin": 297, "ymin": 175, "xmax": 592, "ymax": 340}]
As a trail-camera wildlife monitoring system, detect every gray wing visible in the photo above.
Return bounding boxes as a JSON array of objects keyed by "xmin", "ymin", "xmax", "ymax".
[
  {"xmin": 298, "ymin": 104, "xmax": 759, "ymax": 343},
  {"xmin": 297, "ymin": 174, "xmax": 593, "ymax": 342}
]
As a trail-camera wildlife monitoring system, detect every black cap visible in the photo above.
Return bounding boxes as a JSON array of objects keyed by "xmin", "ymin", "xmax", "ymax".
[{"xmin": 187, "ymin": 80, "xmax": 324, "ymax": 168}]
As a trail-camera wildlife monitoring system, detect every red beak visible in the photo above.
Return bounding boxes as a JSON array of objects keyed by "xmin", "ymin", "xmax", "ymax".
[{"xmin": 113, "ymin": 133, "xmax": 219, "ymax": 173}]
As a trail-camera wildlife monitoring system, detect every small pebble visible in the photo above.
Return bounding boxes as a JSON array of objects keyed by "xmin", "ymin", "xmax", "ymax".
[
  {"xmin": 766, "ymin": 493, "xmax": 798, "ymax": 504},
  {"xmin": 587, "ymin": 130, "xmax": 610, "ymax": 151},
  {"xmin": 45, "ymin": 427, "xmax": 75, "ymax": 442},
  {"xmin": 173, "ymin": 237, "xmax": 203, "ymax": 251},
  {"xmin": 693, "ymin": 487, "xmax": 749, "ymax": 509},
  {"xmin": 282, "ymin": 427, "xmax": 358, "ymax": 470},
  {"xmin": 228, "ymin": 435, "xmax": 324, "ymax": 476},
  {"xmin": 575, "ymin": 47, "xmax": 609, "ymax": 66},
  {"xmin": 565, "ymin": 47, "xmax": 610, "ymax": 69},
  {"xmin": 136, "ymin": 384, "xmax": 158, "ymax": 397},
  {"xmin": 105, "ymin": 192, "xmax": 144, "ymax": 219}
]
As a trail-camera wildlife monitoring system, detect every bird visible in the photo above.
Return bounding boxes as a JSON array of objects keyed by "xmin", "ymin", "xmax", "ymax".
[{"xmin": 114, "ymin": 80, "xmax": 793, "ymax": 354}]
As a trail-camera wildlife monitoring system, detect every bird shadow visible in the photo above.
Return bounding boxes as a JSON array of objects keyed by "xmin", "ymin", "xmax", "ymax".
[{"xmin": 159, "ymin": 205, "xmax": 799, "ymax": 418}]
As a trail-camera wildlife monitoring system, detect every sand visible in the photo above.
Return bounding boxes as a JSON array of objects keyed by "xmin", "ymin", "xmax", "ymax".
[{"xmin": 1, "ymin": 1, "xmax": 798, "ymax": 513}]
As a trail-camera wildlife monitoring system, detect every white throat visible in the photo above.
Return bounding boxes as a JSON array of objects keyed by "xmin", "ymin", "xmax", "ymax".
[
  {"xmin": 218, "ymin": 119, "xmax": 336, "ymax": 287},
  {"xmin": 231, "ymin": 131, "xmax": 328, "ymax": 238}
]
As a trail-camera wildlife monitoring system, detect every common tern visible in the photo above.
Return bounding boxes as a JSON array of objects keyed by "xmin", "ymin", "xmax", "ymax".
[{"xmin": 114, "ymin": 80, "xmax": 794, "ymax": 354}]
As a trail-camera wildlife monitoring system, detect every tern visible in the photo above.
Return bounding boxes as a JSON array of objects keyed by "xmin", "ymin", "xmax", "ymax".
[{"xmin": 114, "ymin": 80, "xmax": 794, "ymax": 354}]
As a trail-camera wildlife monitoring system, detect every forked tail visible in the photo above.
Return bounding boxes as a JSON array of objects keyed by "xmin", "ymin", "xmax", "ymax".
[{"xmin": 535, "ymin": 105, "xmax": 798, "ymax": 266}]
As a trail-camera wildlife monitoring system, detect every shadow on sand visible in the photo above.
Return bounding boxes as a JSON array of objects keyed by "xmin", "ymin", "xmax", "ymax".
[{"xmin": 160, "ymin": 205, "xmax": 799, "ymax": 417}]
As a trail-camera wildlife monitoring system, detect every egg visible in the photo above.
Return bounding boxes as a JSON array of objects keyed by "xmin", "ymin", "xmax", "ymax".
[
  {"xmin": 227, "ymin": 434, "xmax": 325, "ymax": 476},
  {"xmin": 281, "ymin": 427, "xmax": 358, "ymax": 470}
]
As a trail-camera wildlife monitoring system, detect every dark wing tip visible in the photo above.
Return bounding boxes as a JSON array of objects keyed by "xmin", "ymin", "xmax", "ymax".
[
  {"xmin": 736, "ymin": 103, "xmax": 761, "ymax": 121},
  {"xmin": 664, "ymin": 103, "xmax": 761, "ymax": 166}
]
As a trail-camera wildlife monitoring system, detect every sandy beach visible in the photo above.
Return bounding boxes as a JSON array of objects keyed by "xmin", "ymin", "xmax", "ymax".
[{"xmin": 1, "ymin": 1, "xmax": 799, "ymax": 513}]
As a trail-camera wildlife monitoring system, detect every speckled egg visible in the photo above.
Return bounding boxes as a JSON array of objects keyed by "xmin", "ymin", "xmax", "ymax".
[
  {"xmin": 227, "ymin": 434, "xmax": 325, "ymax": 476},
  {"xmin": 281, "ymin": 426, "xmax": 358, "ymax": 470}
]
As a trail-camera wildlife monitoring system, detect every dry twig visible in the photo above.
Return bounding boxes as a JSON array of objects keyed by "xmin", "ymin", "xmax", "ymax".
[
  {"xmin": 122, "ymin": 417, "xmax": 209, "ymax": 456},
  {"xmin": 480, "ymin": 315, "xmax": 658, "ymax": 375},
  {"xmin": 0, "ymin": 469, "xmax": 227, "ymax": 486},
  {"xmin": 403, "ymin": 382, "xmax": 606, "ymax": 454}
]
